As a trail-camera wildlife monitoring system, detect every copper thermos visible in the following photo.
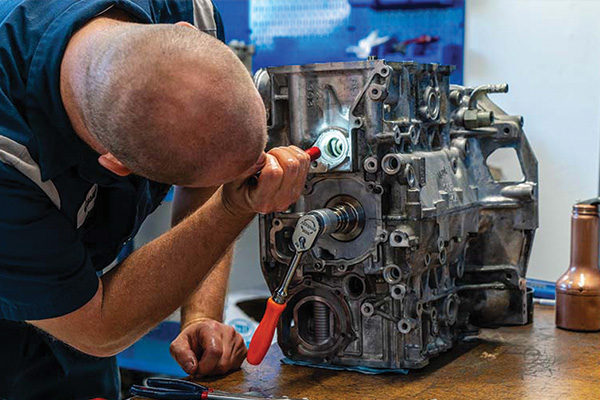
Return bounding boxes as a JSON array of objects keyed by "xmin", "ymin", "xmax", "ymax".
[{"xmin": 556, "ymin": 201, "xmax": 600, "ymax": 331}]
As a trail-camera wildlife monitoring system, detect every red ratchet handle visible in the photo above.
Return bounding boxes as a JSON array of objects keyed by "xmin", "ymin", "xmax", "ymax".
[
  {"xmin": 304, "ymin": 146, "xmax": 321, "ymax": 161},
  {"xmin": 247, "ymin": 298, "xmax": 287, "ymax": 365},
  {"xmin": 246, "ymin": 147, "xmax": 321, "ymax": 187}
]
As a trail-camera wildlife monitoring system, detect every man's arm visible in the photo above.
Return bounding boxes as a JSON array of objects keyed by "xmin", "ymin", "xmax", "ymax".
[
  {"xmin": 28, "ymin": 146, "xmax": 310, "ymax": 357},
  {"xmin": 170, "ymin": 186, "xmax": 230, "ymax": 325},
  {"xmin": 169, "ymin": 186, "xmax": 245, "ymax": 376}
]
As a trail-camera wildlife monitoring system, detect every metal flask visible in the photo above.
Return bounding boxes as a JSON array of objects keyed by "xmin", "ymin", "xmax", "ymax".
[{"xmin": 556, "ymin": 201, "xmax": 600, "ymax": 331}]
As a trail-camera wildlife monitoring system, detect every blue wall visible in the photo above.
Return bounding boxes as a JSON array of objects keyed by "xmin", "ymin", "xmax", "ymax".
[{"xmin": 215, "ymin": 0, "xmax": 464, "ymax": 83}]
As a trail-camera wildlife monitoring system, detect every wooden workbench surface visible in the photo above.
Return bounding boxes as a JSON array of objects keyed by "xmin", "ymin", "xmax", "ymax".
[{"xmin": 139, "ymin": 305, "xmax": 600, "ymax": 400}]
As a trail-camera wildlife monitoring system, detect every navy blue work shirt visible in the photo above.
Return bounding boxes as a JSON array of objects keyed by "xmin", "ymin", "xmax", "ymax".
[{"xmin": 0, "ymin": 1, "xmax": 225, "ymax": 398}]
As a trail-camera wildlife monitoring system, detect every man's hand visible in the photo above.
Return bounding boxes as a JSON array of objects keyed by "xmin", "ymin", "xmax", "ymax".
[
  {"xmin": 221, "ymin": 146, "xmax": 311, "ymax": 217},
  {"xmin": 170, "ymin": 319, "xmax": 247, "ymax": 376}
]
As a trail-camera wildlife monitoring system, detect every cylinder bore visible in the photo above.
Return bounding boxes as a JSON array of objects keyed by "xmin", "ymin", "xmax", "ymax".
[
  {"xmin": 313, "ymin": 302, "xmax": 330, "ymax": 344},
  {"xmin": 295, "ymin": 298, "xmax": 336, "ymax": 348}
]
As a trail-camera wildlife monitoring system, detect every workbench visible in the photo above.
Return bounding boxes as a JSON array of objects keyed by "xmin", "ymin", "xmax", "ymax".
[{"xmin": 134, "ymin": 305, "xmax": 600, "ymax": 400}]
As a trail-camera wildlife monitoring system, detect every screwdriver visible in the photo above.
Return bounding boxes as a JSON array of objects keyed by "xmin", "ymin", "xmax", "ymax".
[{"xmin": 246, "ymin": 146, "xmax": 321, "ymax": 187}]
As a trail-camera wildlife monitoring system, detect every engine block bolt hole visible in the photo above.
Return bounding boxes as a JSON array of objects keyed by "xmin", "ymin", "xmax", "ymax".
[
  {"xmin": 361, "ymin": 302, "xmax": 374, "ymax": 317},
  {"xmin": 336, "ymin": 264, "xmax": 348, "ymax": 273},
  {"xmin": 439, "ymin": 248, "xmax": 447, "ymax": 264},
  {"xmin": 397, "ymin": 319, "xmax": 412, "ymax": 334},
  {"xmin": 444, "ymin": 295, "xmax": 459, "ymax": 325},
  {"xmin": 427, "ymin": 90, "xmax": 440, "ymax": 120},
  {"xmin": 390, "ymin": 284, "xmax": 406, "ymax": 300},
  {"xmin": 391, "ymin": 232, "xmax": 404, "ymax": 245},
  {"xmin": 382, "ymin": 154, "xmax": 403, "ymax": 175},
  {"xmin": 424, "ymin": 253, "xmax": 432, "ymax": 266},
  {"xmin": 437, "ymin": 237, "xmax": 445, "ymax": 252},
  {"xmin": 409, "ymin": 125, "xmax": 421, "ymax": 145},
  {"xmin": 383, "ymin": 264, "xmax": 403, "ymax": 284},
  {"xmin": 405, "ymin": 165, "xmax": 417, "ymax": 188},
  {"xmin": 416, "ymin": 302, "xmax": 424, "ymax": 316},
  {"xmin": 363, "ymin": 156, "xmax": 378, "ymax": 173},
  {"xmin": 344, "ymin": 275, "xmax": 366, "ymax": 299}
]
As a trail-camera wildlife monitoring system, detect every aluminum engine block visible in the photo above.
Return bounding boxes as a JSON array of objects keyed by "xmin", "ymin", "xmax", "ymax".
[{"xmin": 255, "ymin": 60, "xmax": 538, "ymax": 369}]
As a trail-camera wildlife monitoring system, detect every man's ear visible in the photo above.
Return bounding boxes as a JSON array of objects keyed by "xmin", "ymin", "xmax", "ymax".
[
  {"xmin": 98, "ymin": 153, "xmax": 132, "ymax": 177},
  {"xmin": 175, "ymin": 21, "xmax": 198, "ymax": 31}
]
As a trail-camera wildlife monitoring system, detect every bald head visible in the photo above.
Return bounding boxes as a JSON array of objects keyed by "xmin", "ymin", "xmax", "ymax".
[{"xmin": 76, "ymin": 21, "xmax": 267, "ymax": 187}]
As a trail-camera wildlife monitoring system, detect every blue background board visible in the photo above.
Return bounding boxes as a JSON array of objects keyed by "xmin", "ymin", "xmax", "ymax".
[
  {"xmin": 215, "ymin": 0, "xmax": 465, "ymax": 83},
  {"xmin": 117, "ymin": 321, "xmax": 186, "ymax": 376}
]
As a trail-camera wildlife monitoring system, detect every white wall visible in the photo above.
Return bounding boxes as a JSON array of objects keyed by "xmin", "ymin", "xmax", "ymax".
[{"xmin": 465, "ymin": 0, "xmax": 600, "ymax": 281}]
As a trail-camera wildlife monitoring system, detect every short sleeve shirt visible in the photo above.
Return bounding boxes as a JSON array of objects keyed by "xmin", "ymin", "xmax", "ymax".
[{"xmin": 0, "ymin": 0, "xmax": 226, "ymax": 321}]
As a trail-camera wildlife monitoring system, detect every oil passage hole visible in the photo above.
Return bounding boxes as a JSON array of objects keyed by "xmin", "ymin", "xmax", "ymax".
[
  {"xmin": 345, "ymin": 276, "xmax": 365, "ymax": 298},
  {"xmin": 383, "ymin": 264, "xmax": 403, "ymax": 284}
]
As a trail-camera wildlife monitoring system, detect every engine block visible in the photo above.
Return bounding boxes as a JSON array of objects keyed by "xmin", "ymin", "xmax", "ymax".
[{"xmin": 255, "ymin": 60, "xmax": 538, "ymax": 369}]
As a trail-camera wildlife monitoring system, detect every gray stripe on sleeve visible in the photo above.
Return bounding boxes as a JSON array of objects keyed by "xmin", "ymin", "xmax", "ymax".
[
  {"xmin": 0, "ymin": 136, "xmax": 61, "ymax": 209},
  {"xmin": 192, "ymin": 0, "xmax": 217, "ymax": 37}
]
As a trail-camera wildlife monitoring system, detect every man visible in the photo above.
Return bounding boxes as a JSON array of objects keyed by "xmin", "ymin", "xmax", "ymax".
[{"xmin": 0, "ymin": 0, "xmax": 310, "ymax": 398}]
